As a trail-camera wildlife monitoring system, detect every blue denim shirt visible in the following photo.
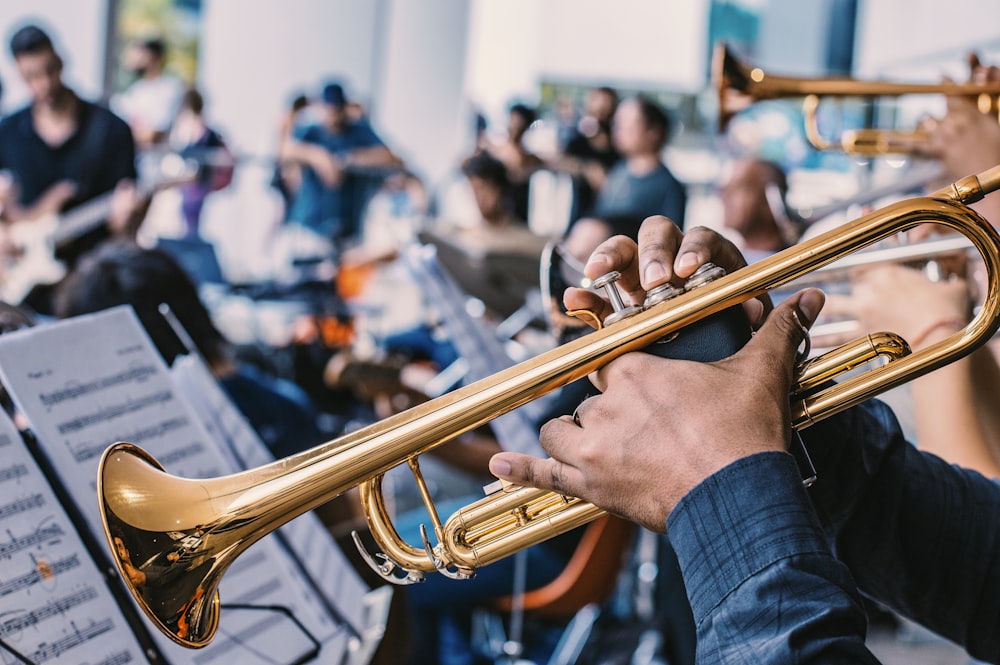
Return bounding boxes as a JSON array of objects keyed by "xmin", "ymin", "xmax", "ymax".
[{"xmin": 666, "ymin": 399, "xmax": 1000, "ymax": 664}]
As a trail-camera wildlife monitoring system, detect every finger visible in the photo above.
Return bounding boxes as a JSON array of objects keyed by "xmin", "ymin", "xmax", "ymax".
[
  {"xmin": 488, "ymin": 452, "xmax": 585, "ymax": 498},
  {"xmin": 673, "ymin": 226, "xmax": 773, "ymax": 322},
  {"xmin": 584, "ymin": 235, "xmax": 638, "ymax": 281},
  {"xmin": 673, "ymin": 225, "xmax": 748, "ymax": 279},
  {"xmin": 584, "ymin": 235, "xmax": 646, "ymax": 307},
  {"xmin": 635, "ymin": 216, "xmax": 684, "ymax": 289},
  {"xmin": 563, "ymin": 287, "xmax": 612, "ymax": 326},
  {"xmin": 742, "ymin": 288, "xmax": 826, "ymax": 379}
]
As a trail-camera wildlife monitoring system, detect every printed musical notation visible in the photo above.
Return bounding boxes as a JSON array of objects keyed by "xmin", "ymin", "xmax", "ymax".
[
  {"xmin": 0, "ymin": 307, "xmax": 350, "ymax": 664},
  {"xmin": 0, "ymin": 407, "xmax": 147, "ymax": 665}
]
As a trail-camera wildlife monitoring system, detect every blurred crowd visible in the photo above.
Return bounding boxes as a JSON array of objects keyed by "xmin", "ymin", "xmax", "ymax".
[{"xmin": 2, "ymin": 19, "xmax": 1000, "ymax": 665}]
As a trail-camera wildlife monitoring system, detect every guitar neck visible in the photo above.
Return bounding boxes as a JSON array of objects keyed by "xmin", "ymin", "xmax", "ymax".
[{"xmin": 52, "ymin": 192, "xmax": 115, "ymax": 247}]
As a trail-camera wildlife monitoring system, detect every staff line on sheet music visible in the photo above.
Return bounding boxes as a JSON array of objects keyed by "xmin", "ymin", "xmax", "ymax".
[
  {"xmin": 38, "ymin": 365, "xmax": 158, "ymax": 407},
  {"xmin": 29, "ymin": 617, "xmax": 113, "ymax": 663},
  {"xmin": 69, "ymin": 417, "xmax": 194, "ymax": 464},
  {"xmin": 56, "ymin": 390, "xmax": 174, "ymax": 435},
  {"xmin": 0, "ymin": 524, "xmax": 63, "ymax": 558},
  {"xmin": 0, "ymin": 465, "xmax": 29, "ymax": 483},
  {"xmin": 0, "ymin": 555, "xmax": 80, "ymax": 597},
  {"xmin": 0, "ymin": 586, "xmax": 100, "ymax": 636},
  {"xmin": 0, "ymin": 495, "xmax": 45, "ymax": 520}
]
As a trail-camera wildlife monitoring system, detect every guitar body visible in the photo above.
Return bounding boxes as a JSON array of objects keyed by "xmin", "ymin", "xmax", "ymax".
[
  {"xmin": 0, "ymin": 163, "xmax": 197, "ymax": 305},
  {"xmin": 2, "ymin": 215, "xmax": 68, "ymax": 305}
]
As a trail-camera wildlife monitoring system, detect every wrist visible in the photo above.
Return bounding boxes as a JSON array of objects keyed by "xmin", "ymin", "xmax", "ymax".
[{"xmin": 909, "ymin": 316, "xmax": 967, "ymax": 349}]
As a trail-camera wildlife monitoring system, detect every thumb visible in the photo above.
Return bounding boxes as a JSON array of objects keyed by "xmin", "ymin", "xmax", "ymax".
[{"xmin": 743, "ymin": 288, "xmax": 825, "ymax": 373}]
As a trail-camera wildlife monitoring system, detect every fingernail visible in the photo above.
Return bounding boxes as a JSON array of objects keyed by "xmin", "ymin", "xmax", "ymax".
[
  {"xmin": 643, "ymin": 261, "xmax": 667, "ymax": 284},
  {"xmin": 586, "ymin": 252, "xmax": 611, "ymax": 273},
  {"xmin": 489, "ymin": 458, "xmax": 511, "ymax": 476},
  {"xmin": 677, "ymin": 252, "xmax": 700, "ymax": 274},
  {"xmin": 798, "ymin": 289, "xmax": 825, "ymax": 325}
]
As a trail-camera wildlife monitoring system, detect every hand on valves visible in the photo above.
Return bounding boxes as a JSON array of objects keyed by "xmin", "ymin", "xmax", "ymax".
[
  {"xmin": 488, "ymin": 217, "xmax": 824, "ymax": 532},
  {"xmin": 487, "ymin": 218, "xmax": 1000, "ymax": 663}
]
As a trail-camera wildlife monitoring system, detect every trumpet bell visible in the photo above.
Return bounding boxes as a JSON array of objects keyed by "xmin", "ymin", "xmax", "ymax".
[{"xmin": 100, "ymin": 443, "xmax": 223, "ymax": 648}]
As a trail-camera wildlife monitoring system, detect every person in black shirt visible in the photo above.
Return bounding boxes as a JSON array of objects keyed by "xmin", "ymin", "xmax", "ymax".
[{"xmin": 0, "ymin": 24, "xmax": 138, "ymax": 313}]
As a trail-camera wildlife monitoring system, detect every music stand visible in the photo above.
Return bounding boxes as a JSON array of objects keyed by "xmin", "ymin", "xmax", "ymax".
[{"xmin": 416, "ymin": 229, "xmax": 545, "ymax": 319}]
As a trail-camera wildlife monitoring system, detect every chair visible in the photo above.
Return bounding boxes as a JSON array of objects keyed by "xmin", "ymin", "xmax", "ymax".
[{"xmin": 474, "ymin": 515, "xmax": 636, "ymax": 663}]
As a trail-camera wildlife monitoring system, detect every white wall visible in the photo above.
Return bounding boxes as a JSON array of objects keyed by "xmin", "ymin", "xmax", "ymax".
[
  {"xmin": 199, "ymin": 0, "xmax": 380, "ymax": 159},
  {"xmin": 374, "ymin": 0, "xmax": 473, "ymax": 187},
  {"xmin": 855, "ymin": 0, "xmax": 1000, "ymax": 77}
]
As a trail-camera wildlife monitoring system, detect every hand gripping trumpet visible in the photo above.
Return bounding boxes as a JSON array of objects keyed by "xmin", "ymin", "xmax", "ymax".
[{"xmin": 99, "ymin": 166, "xmax": 1000, "ymax": 648}]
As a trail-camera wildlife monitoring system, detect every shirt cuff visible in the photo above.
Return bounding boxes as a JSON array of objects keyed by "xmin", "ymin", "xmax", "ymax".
[{"xmin": 666, "ymin": 451, "xmax": 832, "ymax": 623}]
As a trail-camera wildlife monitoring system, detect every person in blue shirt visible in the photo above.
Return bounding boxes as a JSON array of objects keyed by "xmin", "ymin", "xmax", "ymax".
[
  {"xmin": 488, "ymin": 217, "xmax": 1000, "ymax": 663},
  {"xmin": 279, "ymin": 82, "xmax": 402, "ymax": 245}
]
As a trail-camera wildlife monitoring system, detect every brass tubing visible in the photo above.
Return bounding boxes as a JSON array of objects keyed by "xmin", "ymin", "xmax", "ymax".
[{"xmin": 98, "ymin": 167, "xmax": 1000, "ymax": 648}]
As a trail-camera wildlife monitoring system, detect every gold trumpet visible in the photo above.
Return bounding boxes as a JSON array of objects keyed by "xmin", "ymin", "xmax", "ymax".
[
  {"xmin": 99, "ymin": 166, "xmax": 1000, "ymax": 648},
  {"xmin": 713, "ymin": 41, "xmax": 1000, "ymax": 156}
]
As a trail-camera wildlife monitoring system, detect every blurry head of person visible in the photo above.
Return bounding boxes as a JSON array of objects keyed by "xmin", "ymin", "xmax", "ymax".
[
  {"xmin": 124, "ymin": 37, "xmax": 166, "ymax": 79},
  {"xmin": 507, "ymin": 103, "xmax": 537, "ymax": 143},
  {"xmin": 319, "ymin": 81, "xmax": 351, "ymax": 130},
  {"xmin": 461, "ymin": 151, "xmax": 513, "ymax": 224},
  {"xmin": 563, "ymin": 213, "xmax": 642, "ymax": 263},
  {"xmin": 721, "ymin": 157, "xmax": 791, "ymax": 251},
  {"xmin": 9, "ymin": 24, "xmax": 64, "ymax": 107},
  {"xmin": 612, "ymin": 95, "xmax": 670, "ymax": 158},
  {"xmin": 54, "ymin": 240, "xmax": 230, "ymax": 368},
  {"xmin": 579, "ymin": 86, "xmax": 619, "ymax": 138}
]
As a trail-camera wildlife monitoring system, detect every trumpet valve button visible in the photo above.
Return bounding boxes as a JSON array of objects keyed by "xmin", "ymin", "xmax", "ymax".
[
  {"xmin": 644, "ymin": 282, "xmax": 685, "ymax": 308},
  {"xmin": 592, "ymin": 270, "xmax": 642, "ymax": 325},
  {"xmin": 684, "ymin": 263, "xmax": 726, "ymax": 290}
]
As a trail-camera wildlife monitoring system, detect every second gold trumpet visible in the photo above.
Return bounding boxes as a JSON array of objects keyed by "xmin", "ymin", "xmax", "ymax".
[{"xmin": 713, "ymin": 41, "xmax": 1000, "ymax": 156}]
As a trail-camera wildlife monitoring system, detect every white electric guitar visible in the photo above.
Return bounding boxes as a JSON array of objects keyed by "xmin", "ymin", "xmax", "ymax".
[{"xmin": 1, "ymin": 164, "xmax": 196, "ymax": 305}]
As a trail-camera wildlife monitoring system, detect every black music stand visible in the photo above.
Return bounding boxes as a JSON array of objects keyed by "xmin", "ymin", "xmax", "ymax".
[{"xmin": 416, "ymin": 229, "xmax": 543, "ymax": 319}]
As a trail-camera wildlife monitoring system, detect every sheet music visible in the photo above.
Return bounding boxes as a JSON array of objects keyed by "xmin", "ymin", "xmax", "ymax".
[
  {"xmin": 170, "ymin": 354, "xmax": 371, "ymax": 634},
  {"xmin": 0, "ymin": 307, "xmax": 348, "ymax": 665},
  {"xmin": 0, "ymin": 407, "xmax": 149, "ymax": 665}
]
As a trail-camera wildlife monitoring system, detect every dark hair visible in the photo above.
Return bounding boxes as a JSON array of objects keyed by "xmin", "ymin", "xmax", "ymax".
[
  {"xmin": 181, "ymin": 87, "xmax": 204, "ymax": 115},
  {"xmin": 9, "ymin": 24, "xmax": 54, "ymax": 58},
  {"xmin": 461, "ymin": 151, "xmax": 511, "ymax": 191},
  {"xmin": 54, "ymin": 241, "xmax": 229, "ymax": 366},
  {"xmin": 594, "ymin": 86, "xmax": 618, "ymax": 103},
  {"xmin": 631, "ymin": 95, "xmax": 671, "ymax": 149},
  {"xmin": 139, "ymin": 37, "xmax": 166, "ymax": 60},
  {"xmin": 508, "ymin": 103, "xmax": 537, "ymax": 127}
]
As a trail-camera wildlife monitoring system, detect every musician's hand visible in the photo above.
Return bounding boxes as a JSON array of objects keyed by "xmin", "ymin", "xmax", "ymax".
[
  {"xmin": 824, "ymin": 265, "xmax": 971, "ymax": 351},
  {"xmin": 26, "ymin": 180, "xmax": 77, "ymax": 220},
  {"xmin": 922, "ymin": 56, "xmax": 1000, "ymax": 182},
  {"xmin": 107, "ymin": 180, "xmax": 143, "ymax": 238},
  {"xmin": 489, "ymin": 288, "xmax": 825, "ymax": 532},
  {"xmin": 564, "ymin": 217, "xmax": 769, "ymax": 328}
]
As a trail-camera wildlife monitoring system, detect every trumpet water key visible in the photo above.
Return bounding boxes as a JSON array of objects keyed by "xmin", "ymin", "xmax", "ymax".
[{"xmin": 99, "ymin": 166, "xmax": 1000, "ymax": 648}]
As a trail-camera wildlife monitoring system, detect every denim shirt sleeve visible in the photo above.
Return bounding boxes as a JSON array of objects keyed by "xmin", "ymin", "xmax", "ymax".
[
  {"xmin": 803, "ymin": 398, "xmax": 1000, "ymax": 662},
  {"xmin": 667, "ymin": 451, "xmax": 881, "ymax": 664}
]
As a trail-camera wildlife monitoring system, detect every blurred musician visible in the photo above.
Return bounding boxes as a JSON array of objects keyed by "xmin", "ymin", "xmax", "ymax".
[
  {"xmin": 0, "ymin": 24, "xmax": 140, "ymax": 314},
  {"xmin": 719, "ymin": 157, "xmax": 800, "ymax": 263}
]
